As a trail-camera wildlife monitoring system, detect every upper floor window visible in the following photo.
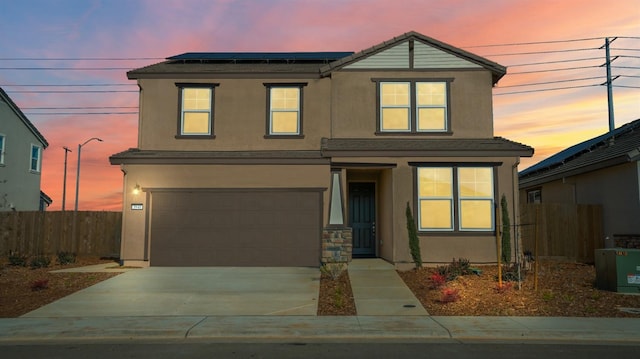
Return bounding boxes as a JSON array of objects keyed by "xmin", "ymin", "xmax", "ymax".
[
  {"xmin": 376, "ymin": 79, "xmax": 451, "ymax": 134},
  {"xmin": 30, "ymin": 144, "xmax": 42, "ymax": 172},
  {"xmin": 0, "ymin": 134, "xmax": 5, "ymax": 165},
  {"xmin": 417, "ymin": 166, "xmax": 494, "ymax": 232},
  {"xmin": 176, "ymin": 83, "xmax": 218, "ymax": 138},
  {"xmin": 264, "ymin": 83, "xmax": 306, "ymax": 137}
]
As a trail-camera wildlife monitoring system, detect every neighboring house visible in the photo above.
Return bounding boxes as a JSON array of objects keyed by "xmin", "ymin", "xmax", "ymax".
[
  {"xmin": 110, "ymin": 31, "xmax": 533, "ymax": 267},
  {"xmin": 39, "ymin": 191, "xmax": 52, "ymax": 211},
  {"xmin": 0, "ymin": 87, "xmax": 49, "ymax": 211},
  {"xmin": 519, "ymin": 119, "xmax": 640, "ymax": 246}
]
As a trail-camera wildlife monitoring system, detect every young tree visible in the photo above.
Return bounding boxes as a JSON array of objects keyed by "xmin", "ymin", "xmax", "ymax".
[
  {"xmin": 501, "ymin": 194, "xmax": 511, "ymax": 265},
  {"xmin": 406, "ymin": 202, "xmax": 422, "ymax": 268}
]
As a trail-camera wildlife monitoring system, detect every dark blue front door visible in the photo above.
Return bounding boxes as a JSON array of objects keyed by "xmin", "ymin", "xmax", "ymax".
[{"xmin": 349, "ymin": 182, "xmax": 376, "ymax": 257}]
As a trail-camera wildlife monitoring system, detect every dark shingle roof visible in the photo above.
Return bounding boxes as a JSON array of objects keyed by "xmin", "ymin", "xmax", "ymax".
[
  {"xmin": 519, "ymin": 119, "xmax": 640, "ymax": 187},
  {"xmin": 321, "ymin": 137, "xmax": 533, "ymax": 157},
  {"xmin": 0, "ymin": 87, "xmax": 48, "ymax": 148},
  {"xmin": 109, "ymin": 149, "xmax": 327, "ymax": 165},
  {"xmin": 127, "ymin": 31, "xmax": 506, "ymax": 81}
]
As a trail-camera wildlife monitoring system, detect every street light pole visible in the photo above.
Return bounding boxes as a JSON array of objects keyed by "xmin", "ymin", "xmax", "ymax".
[
  {"xmin": 74, "ymin": 137, "xmax": 103, "ymax": 212},
  {"xmin": 62, "ymin": 146, "xmax": 72, "ymax": 211}
]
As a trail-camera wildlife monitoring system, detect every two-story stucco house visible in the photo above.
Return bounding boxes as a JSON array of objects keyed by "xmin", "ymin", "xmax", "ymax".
[
  {"xmin": 0, "ymin": 87, "xmax": 49, "ymax": 212},
  {"xmin": 110, "ymin": 31, "xmax": 533, "ymax": 267}
]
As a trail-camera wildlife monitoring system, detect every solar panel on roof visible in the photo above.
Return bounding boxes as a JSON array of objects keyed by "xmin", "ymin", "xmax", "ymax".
[{"xmin": 167, "ymin": 52, "xmax": 354, "ymax": 61}]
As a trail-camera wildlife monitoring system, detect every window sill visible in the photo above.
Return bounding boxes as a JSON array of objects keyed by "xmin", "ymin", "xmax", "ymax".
[
  {"xmin": 375, "ymin": 131, "xmax": 453, "ymax": 136},
  {"xmin": 418, "ymin": 231, "xmax": 495, "ymax": 237},
  {"xmin": 264, "ymin": 135, "xmax": 305, "ymax": 139},
  {"xmin": 175, "ymin": 135, "xmax": 216, "ymax": 139}
]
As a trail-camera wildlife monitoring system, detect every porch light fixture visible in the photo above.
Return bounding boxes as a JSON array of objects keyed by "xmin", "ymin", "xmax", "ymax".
[{"xmin": 133, "ymin": 184, "xmax": 141, "ymax": 195}]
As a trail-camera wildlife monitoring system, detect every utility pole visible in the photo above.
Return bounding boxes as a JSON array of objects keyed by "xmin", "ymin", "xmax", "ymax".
[
  {"xmin": 62, "ymin": 146, "xmax": 72, "ymax": 211},
  {"xmin": 604, "ymin": 37, "xmax": 617, "ymax": 132}
]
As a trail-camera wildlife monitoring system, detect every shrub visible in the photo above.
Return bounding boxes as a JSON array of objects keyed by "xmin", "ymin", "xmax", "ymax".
[
  {"xmin": 499, "ymin": 263, "xmax": 524, "ymax": 282},
  {"xmin": 500, "ymin": 194, "xmax": 511, "ymax": 265},
  {"xmin": 321, "ymin": 261, "xmax": 345, "ymax": 280},
  {"xmin": 57, "ymin": 251, "xmax": 77, "ymax": 265},
  {"xmin": 494, "ymin": 281, "xmax": 513, "ymax": 293},
  {"xmin": 405, "ymin": 202, "xmax": 422, "ymax": 268},
  {"xmin": 439, "ymin": 288, "xmax": 460, "ymax": 303},
  {"xmin": 29, "ymin": 255, "xmax": 51, "ymax": 269},
  {"xmin": 437, "ymin": 258, "xmax": 472, "ymax": 281},
  {"xmin": 31, "ymin": 279, "xmax": 49, "ymax": 291},
  {"xmin": 428, "ymin": 273, "xmax": 446, "ymax": 289},
  {"xmin": 8, "ymin": 251, "xmax": 28, "ymax": 267}
]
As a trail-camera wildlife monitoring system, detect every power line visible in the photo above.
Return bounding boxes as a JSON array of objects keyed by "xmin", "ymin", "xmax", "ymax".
[
  {"xmin": 613, "ymin": 85, "xmax": 640, "ymax": 89},
  {"xmin": 5, "ymin": 90, "xmax": 138, "ymax": 93},
  {"xmin": 23, "ymin": 106, "xmax": 138, "ymax": 109},
  {"xmin": 0, "ymin": 57, "xmax": 163, "ymax": 61},
  {"xmin": 463, "ymin": 37, "xmax": 604, "ymax": 48},
  {"xmin": 483, "ymin": 47, "xmax": 600, "ymax": 57},
  {"xmin": 24, "ymin": 112, "xmax": 138, "ymax": 115},
  {"xmin": 0, "ymin": 67, "xmax": 132, "ymax": 71},
  {"xmin": 507, "ymin": 57, "xmax": 603, "ymax": 67},
  {"xmin": 495, "ymin": 76, "xmax": 603, "ymax": 88},
  {"xmin": 1, "ymin": 83, "xmax": 133, "ymax": 87},
  {"xmin": 508, "ymin": 65, "xmax": 601, "ymax": 75},
  {"xmin": 493, "ymin": 84, "xmax": 599, "ymax": 96}
]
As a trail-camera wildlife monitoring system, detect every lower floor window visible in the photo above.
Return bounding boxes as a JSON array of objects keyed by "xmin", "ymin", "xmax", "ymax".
[{"xmin": 417, "ymin": 166, "xmax": 495, "ymax": 232}]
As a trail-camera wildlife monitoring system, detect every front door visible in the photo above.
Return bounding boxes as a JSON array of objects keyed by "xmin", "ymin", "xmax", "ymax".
[{"xmin": 349, "ymin": 182, "xmax": 376, "ymax": 257}]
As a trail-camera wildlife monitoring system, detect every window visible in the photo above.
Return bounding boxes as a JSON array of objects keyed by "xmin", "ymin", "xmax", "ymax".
[
  {"xmin": 527, "ymin": 189, "xmax": 542, "ymax": 204},
  {"xmin": 264, "ymin": 83, "xmax": 306, "ymax": 137},
  {"xmin": 30, "ymin": 144, "xmax": 42, "ymax": 172},
  {"xmin": 417, "ymin": 166, "xmax": 494, "ymax": 232},
  {"xmin": 377, "ymin": 80, "xmax": 450, "ymax": 133},
  {"xmin": 176, "ymin": 83, "xmax": 218, "ymax": 137},
  {"xmin": 0, "ymin": 134, "xmax": 5, "ymax": 165}
]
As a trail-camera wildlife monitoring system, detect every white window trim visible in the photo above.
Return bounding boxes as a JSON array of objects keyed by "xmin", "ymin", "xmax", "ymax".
[
  {"xmin": 268, "ymin": 86, "xmax": 301, "ymax": 135},
  {"xmin": 0, "ymin": 133, "xmax": 5, "ymax": 165},
  {"xmin": 416, "ymin": 82, "xmax": 448, "ymax": 133},
  {"xmin": 180, "ymin": 87, "xmax": 212, "ymax": 135},
  {"xmin": 30, "ymin": 143, "xmax": 42, "ymax": 173},
  {"xmin": 379, "ymin": 81, "xmax": 411, "ymax": 133},
  {"xmin": 417, "ymin": 166, "xmax": 495, "ymax": 232}
]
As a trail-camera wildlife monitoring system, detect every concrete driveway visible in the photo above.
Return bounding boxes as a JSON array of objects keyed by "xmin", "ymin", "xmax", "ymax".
[{"xmin": 22, "ymin": 267, "xmax": 320, "ymax": 317}]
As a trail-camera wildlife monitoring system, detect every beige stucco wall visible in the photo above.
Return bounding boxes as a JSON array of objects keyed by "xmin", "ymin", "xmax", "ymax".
[
  {"xmin": 119, "ymin": 163, "xmax": 331, "ymax": 262},
  {"xmin": 337, "ymin": 156, "xmax": 522, "ymax": 266},
  {"xmin": 137, "ymin": 77, "xmax": 331, "ymax": 151},
  {"xmin": 330, "ymin": 70, "xmax": 495, "ymax": 139},
  {"xmin": 520, "ymin": 161, "xmax": 640, "ymax": 237}
]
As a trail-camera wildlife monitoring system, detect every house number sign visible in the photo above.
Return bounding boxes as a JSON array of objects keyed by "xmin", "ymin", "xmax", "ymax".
[{"xmin": 131, "ymin": 203, "xmax": 144, "ymax": 210}]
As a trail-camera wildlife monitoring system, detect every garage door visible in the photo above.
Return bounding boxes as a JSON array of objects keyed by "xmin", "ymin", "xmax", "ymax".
[{"xmin": 149, "ymin": 189, "xmax": 322, "ymax": 267}]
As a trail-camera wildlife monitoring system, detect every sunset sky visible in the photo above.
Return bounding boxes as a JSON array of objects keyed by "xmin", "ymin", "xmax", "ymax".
[{"xmin": 1, "ymin": 0, "xmax": 638, "ymax": 211}]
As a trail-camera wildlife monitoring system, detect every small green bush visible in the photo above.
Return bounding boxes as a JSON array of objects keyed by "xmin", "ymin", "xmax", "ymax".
[
  {"xmin": 29, "ymin": 255, "xmax": 51, "ymax": 269},
  {"xmin": 320, "ymin": 261, "xmax": 345, "ymax": 280},
  {"xmin": 57, "ymin": 251, "xmax": 77, "ymax": 265},
  {"xmin": 8, "ymin": 251, "xmax": 28, "ymax": 267},
  {"xmin": 436, "ymin": 258, "xmax": 472, "ymax": 281},
  {"xmin": 405, "ymin": 202, "xmax": 422, "ymax": 268}
]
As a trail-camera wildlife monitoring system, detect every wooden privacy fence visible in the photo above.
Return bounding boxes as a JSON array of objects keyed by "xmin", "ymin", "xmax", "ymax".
[
  {"xmin": 520, "ymin": 203, "xmax": 603, "ymax": 263},
  {"xmin": 0, "ymin": 211, "xmax": 122, "ymax": 258}
]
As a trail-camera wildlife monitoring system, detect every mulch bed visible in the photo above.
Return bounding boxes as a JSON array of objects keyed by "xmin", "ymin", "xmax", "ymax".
[{"xmin": 317, "ymin": 270, "xmax": 357, "ymax": 315}]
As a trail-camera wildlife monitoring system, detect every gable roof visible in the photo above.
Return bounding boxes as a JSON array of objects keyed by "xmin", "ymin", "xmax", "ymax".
[
  {"xmin": 0, "ymin": 87, "xmax": 48, "ymax": 148},
  {"xmin": 319, "ymin": 31, "xmax": 506, "ymax": 83},
  {"xmin": 128, "ymin": 31, "xmax": 506, "ymax": 82},
  {"xmin": 519, "ymin": 119, "xmax": 640, "ymax": 187}
]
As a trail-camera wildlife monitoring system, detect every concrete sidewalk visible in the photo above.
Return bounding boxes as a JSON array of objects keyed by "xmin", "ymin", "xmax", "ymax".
[
  {"xmin": 348, "ymin": 259, "xmax": 427, "ymax": 315},
  {"xmin": 1, "ymin": 316, "xmax": 639, "ymax": 343}
]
